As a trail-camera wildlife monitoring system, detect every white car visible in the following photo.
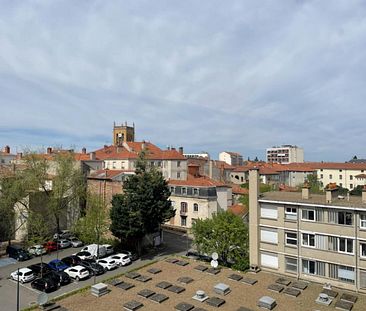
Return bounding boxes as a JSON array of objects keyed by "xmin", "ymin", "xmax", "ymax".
[
  {"xmin": 57, "ymin": 239, "xmax": 71, "ymax": 249},
  {"xmin": 103, "ymin": 244, "xmax": 114, "ymax": 255},
  {"xmin": 97, "ymin": 258, "xmax": 118, "ymax": 271},
  {"xmin": 64, "ymin": 265, "xmax": 90, "ymax": 281},
  {"xmin": 10, "ymin": 268, "xmax": 35, "ymax": 283},
  {"xmin": 68, "ymin": 237, "xmax": 83, "ymax": 247},
  {"xmin": 74, "ymin": 251, "xmax": 93, "ymax": 261},
  {"xmin": 28, "ymin": 245, "xmax": 47, "ymax": 256},
  {"xmin": 53, "ymin": 230, "xmax": 72, "ymax": 240},
  {"xmin": 109, "ymin": 253, "xmax": 131, "ymax": 267}
]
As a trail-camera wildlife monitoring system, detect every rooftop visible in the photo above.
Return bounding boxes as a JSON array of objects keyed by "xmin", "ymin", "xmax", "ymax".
[{"xmin": 169, "ymin": 174, "xmax": 227, "ymax": 187}]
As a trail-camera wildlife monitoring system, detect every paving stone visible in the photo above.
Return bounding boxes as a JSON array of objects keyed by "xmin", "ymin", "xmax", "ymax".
[
  {"xmin": 137, "ymin": 289, "xmax": 155, "ymax": 298},
  {"xmin": 168, "ymin": 285, "xmax": 186, "ymax": 294},
  {"xmin": 156, "ymin": 281, "xmax": 172, "ymax": 289},
  {"xmin": 108, "ymin": 278, "xmax": 123, "ymax": 286},
  {"xmin": 147, "ymin": 268, "xmax": 162, "ymax": 274},
  {"xmin": 206, "ymin": 267, "xmax": 221, "ymax": 275},
  {"xmin": 267, "ymin": 283, "xmax": 284, "ymax": 293},
  {"xmin": 321, "ymin": 288, "xmax": 338, "ymax": 298},
  {"xmin": 176, "ymin": 260, "xmax": 189, "ymax": 266},
  {"xmin": 175, "ymin": 302, "xmax": 195, "ymax": 311},
  {"xmin": 283, "ymin": 287, "xmax": 301, "ymax": 297},
  {"xmin": 125, "ymin": 272, "xmax": 141, "ymax": 279},
  {"xmin": 335, "ymin": 300, "xmax": 353, "ymax": 311},
  {"xmin": 123, "ymin": 300, "xmax": 143, "ymax": 311},
  {"xmin": 275, "ymin": 277, "xmax": 291, "ymax": 286},
  {"xmin": 257, "ymin": 296, "xmax": 277, "ymax": 310},
  {"xmin": 206, "ymin": 297, "xmax": 226, "ymax": 308},
  {"xmin": 228, "ymin": 274, "xmax": 243, "ymax": 281},
  {"xmin": 192, "ymin": 308, "xmax": 208, "ymax": 311},
  {"xmin": 166, "ymin": 258, "xmax": 179, "ymax": 263},
  {"xmin": 340, "ymin": 293, "xmax": 357, "ymax": 304},
  {"xmin": 135, "ymin": 275, "xmax": 152, "ymax": 283},
  {"xmin": 116, "ymin": 282, "xmax": 135, "ymax": 290},
  {"xmin": 291, "ymin": 281, "xmax": 308, "ymax": 290},
  {"xmin": 241, "ymin": 277, "xmax": 257, "ymax": 285},
  {"xmin": 149, "ymin": 293, "xmax": 169, "ymax": 303},
  {"xmin": 236, "ymin": 307, "xmax": 254, "ymax": 311},
  {"xmin": 178, "ymin": 276, "xmax": 194, "ymax": 284},
  {"xmin": 194, "ymin": 265, "xmax": 208, "ymax": 272}
]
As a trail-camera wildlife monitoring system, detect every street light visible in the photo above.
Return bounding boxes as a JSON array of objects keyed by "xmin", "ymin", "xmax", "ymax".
[{"xmin": 16, "ymin": 267, "xmax": 20, "ymax": 311}]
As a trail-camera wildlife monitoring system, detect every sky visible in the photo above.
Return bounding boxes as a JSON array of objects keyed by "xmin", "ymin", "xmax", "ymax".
[{"xmin": 1, "ymin": 0, "xmax": 366, "ymax": 162}]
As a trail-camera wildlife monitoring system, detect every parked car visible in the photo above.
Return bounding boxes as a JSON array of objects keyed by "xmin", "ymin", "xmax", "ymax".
[
  {"xmin": 6, "ymin": 245, "xmax": 31, "ymax": 261},
  {"xmin": 81, "ymin": 244, "xmax": 107, "ymax": 259},
  {"xmin": 103, "ymin": 244, "xmax": 114, "ymax": 255},
  {"xmin": 74, "ymin": 251, "xmax": 93, "ymax": 261},
  {"xmin": 185, "ymin": 249, "xmax": 211, "ymax": 262},
  {"xmin": 31, "ymin": 277, "xmax": 59, "ymax": 293},
  {"xmin": 10, "ymin": 268, "xmax": 35, "ymax": 283},
  {"xmin": 44, "ymin": 270, "xmax": 71, "ymax": 286},
  {"xmin": 68, "ymin": 237, "xmax": 83, "ymax": 247},
  {"xmin": 53, "ymin": 230, "xmax": 72, "ymax": 240},
  {"xmin": 43, "ymin": 241, "xmax": 58, "ymax": 252},
  {"xmin": 48, "ymin": 259, "xmax": 69, "ymax": 272},
  {"xmin": 119, "ymin": 250, "xmax": 139, "ymax": 261},
  {"xmin": 79, "ymin": 261, "xmax": 105, "ymax": 276},
  {"xmin": 57, "ymin": 239, "xmax": 71, "ymax": 249},
  {"xmin": 97, "ymin": 258, "xmax": 118, "ymax": 271},
  {"xmin": 64, "ymin": 265, "xmax": 90, "ymax": 281},
  {"xmin": 27, "ymin": 263, "xmax": 51, "ymax": 277},
  {"xmin": 28, "ymin": 245, "xmax": 47, "ymax": 256},
  {"xmin": 109, "ymin": 253, "xmax": 131, "ymax": 267},
  {"xmin": 61, "ymin": 255, "xmax": 81, "ymax": 267}
]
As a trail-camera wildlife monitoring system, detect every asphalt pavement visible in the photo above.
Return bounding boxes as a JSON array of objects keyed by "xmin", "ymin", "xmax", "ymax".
[{"xmin": 0, "ymin": 231, "xmax": 191, "ymax": 310}]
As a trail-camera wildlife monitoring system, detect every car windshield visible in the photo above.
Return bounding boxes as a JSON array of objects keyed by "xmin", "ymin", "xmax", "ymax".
[
  {"xmin": 80, "ymin": 268, "xmax": 87, "ymax": 273},
  {"xmin": 55, "ymin": 262, "xmax": 64, "ymax": 267},
  {"xmin": 24, "ymin": 271, "xmax": 33, "ymax": 276}
]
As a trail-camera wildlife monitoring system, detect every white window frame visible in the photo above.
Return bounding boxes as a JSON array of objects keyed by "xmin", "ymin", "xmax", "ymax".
[
  {"xmin": 285, "ymin": 257, "xmax": 298, "ymax": 273},
  {"xmin": 285, "ymin": 207, "xmax": 297, "ymax": 221},
  {"xmin": 302, "ymin": 233, "xmax": 315, "ymax": 248},
  {"xmin": 338, "ymin": 237, "xmax": 354, "ymax": 254},
  {"xmin": 360, "ymin": 214, "xmax": 366, "ymax": 229},
  {"xmin": 302, "ymin": 259, "xmax": 316, "ymax": 275},
  {"xmin": 260, "ymin": 204, "xmax": 278, "ymax": 220},
  {"xmin": 302, "ymin": 209, "xmax": 315, "ymax": 222},
  {"xmin": 285, "ymin": 231, "xmax": 297, "ymax": 247},
  {"xmin": 360, "ymin": 243, "xmax": 366, "ymax": 258}
]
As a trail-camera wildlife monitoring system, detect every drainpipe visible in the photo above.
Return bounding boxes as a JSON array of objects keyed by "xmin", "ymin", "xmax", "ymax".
[
  {"xmin": 355, "ymin": 212, "xmax": 359, "ymax": 292},
  {"xmin": 297, "ymin": 206, "xmax": 300, "ymax": 280}
]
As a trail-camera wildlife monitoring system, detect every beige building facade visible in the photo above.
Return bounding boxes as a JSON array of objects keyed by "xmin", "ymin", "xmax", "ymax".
[{"xmin": 249, "ymin": 168, "xmax": 366, "ymax": 292}]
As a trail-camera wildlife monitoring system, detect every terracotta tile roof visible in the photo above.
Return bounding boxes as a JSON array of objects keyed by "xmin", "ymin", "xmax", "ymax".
[
  {"xmin": 307, "ymin": 162, "xmax": 366, "ymax": 170},
  {"xmin": 169, "ymin": 174, "xmax": 227, "ymax": 187},
  {"xmin": 228, "ymin": 204, "xmax": 248, "ymax": 217},
  {"xmin": 355, "ymin": 174, "xmax": 366, "ymax": 179},
  {"xmin": 233, "ymin": 164, "xmax": 279, "ymax": 175},
  {"xmin": 88, "ymin": 169, "xmax": 134, "ymax": 180},
  {"xmin": 212, "ymin": 160, "xmax": 235, "ymax": 170},
  {"xmin": 231, "ymin": 184, "xmax": 249, "ymax": 195}
]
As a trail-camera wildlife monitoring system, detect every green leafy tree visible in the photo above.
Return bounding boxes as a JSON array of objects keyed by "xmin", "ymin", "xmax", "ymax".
[
  {"xmin": 191, "ymin": 211, "xmax": 249, "ymax": 269},
  {"xmin": 110, "ymin": 151, "xmax": 175, "ymax": 253},
  {"xmin": 305, "ymin": 173, "xmax": 323, "ymax": 194}
]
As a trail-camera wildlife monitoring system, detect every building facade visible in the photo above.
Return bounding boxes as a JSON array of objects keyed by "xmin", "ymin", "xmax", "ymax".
[
  {"xmin": 249, "ymin": 168, "xmax": 366, "ymax": 292},
  {"xmin": 0, "ymin": 146, "xmax": 16, "ymax": 164},
  {"xmin": 219, "ymin": 151, "xmax": 244, "ymax": 167},
  {"xmin": 266, "ymin": 145, "xmax": 304, "ymax": 164}
]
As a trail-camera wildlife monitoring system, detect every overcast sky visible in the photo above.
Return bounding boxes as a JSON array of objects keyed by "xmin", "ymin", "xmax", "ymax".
[{"xmin": 1, "ymin": 1, "xmax": 366, "ymax": 161}]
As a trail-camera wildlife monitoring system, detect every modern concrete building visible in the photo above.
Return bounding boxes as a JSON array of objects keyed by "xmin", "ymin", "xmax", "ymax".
[
  {"xmin": 219, "ymin": 151, "xmax": 244, "ymax": 167},
  {"xmin": 249, "ymin": 168, "xmax": 366, "ymax": 292},
  {"xmin": 266, "ymin": 145, "xmax": 304, "ymax": 164},
  {"xmin": 0, "ymin": 146, "xmax": 16, "ymax": 164}
]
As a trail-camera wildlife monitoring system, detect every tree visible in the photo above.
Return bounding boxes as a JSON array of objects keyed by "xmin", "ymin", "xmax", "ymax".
[
  {"xmin": 191, "ymin": 211, "xmax": 249, "ymax": 270},
  {"xmin": 110, "ymin": 151, "xmax": 175, "ymax": 253},
  {"xmin": 73, "ymin": 193, "xmax": 109, "ymax": 244},
  {"xmin": 305, "ymin": 173, "xmax": 323, "ymax": 194}
]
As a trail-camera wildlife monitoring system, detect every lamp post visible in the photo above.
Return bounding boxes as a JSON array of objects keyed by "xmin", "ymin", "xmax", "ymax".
[{"xmin": 16, "ymin": 267, "xmax": 20, "ymax": 311}]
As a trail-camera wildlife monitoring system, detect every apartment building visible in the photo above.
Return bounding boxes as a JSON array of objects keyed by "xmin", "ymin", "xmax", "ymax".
[
  {"xmin": 266, "ymin": 145, "xmax": 304, "ymax": 164},
  {"xmin": 219, "ymin": 151, "xmax": 244, "ymax": 167},
  {"xmin": 249, "ymin": 168, "xmax": 366, "ymax": 292},
  {"xmin": 0, "ymin": 146, "xmax": 16, "ymax": 164}
]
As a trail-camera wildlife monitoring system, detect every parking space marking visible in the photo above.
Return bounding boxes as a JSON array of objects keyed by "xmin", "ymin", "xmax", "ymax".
[{"xmin": 8, "ymin": 279, "xmax": 41, "ymax": 294}]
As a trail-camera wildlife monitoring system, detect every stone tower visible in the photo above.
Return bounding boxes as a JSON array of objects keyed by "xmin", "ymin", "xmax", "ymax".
[{"xmin": 113, "ymin": 122, "xmax": 135, "ymax": 146}]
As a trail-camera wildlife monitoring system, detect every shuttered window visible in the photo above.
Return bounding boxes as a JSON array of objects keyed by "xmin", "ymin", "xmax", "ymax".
[
  {"xmin": 260, "ymin": 204, "xmax": 278, "ymax": 219},
  {"xmin": 360, "ymin": 270, "xmax": 366, "ymax": 288},
  {"xmin": 315, "ymin": 235, "xmax": 327, "ymax": 250},
  {"xmin": 338, "ymin": 266, "xmax": 355, "ymax": 283},
  {"xmin": 260, "ymin": 228, "xmax": 278, "ymax": 244},
  {"xmin": 260, "ymin": 252, "xmax": 278, "ymax": 269}
]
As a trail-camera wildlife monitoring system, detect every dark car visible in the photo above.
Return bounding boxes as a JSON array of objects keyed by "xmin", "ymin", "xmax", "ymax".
[
  {"xmin": 61, "ymin": 255, "xmax": 81, "ymax": 267},
  {"xmin": 48, "ymin": 259, "xmax": 69, "ymax": 271},
  {"xmin": 31, "ymin": 276, "xmax": 59, "ymax": 293},
  {"xmin": 27, "ymin": 263, "xmax": 51, "ymax": 277},
  {"xmin": 44, "ymin": 270, "xmax": 71, "ymax": 286},
  {"xmin": 6, "ymin": 245, "xmax": 31, "ymax": 261},
  {"xmin": 79, "ymin": 260, "xmax": 105, "ymax": 276}
]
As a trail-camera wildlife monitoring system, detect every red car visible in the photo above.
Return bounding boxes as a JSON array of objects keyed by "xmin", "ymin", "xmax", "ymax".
[{"xmin": 43, "ymin": 241, "xmax": 58, "ymax": 252}]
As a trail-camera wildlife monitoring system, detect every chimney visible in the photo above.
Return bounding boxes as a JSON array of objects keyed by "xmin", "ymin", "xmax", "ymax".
[
  {"xmin": 142, "ymin": 140, "xmax": 146, "ymax": 150},
  {"xmin": 90, "ymin": 152, "xmax": 96, "ymax": 160},
  {"xmin": 82, "ymin": 147, "xmax": 86, "ymax": 154},
  {"xmin": 179, "ymin": 147, "xmax": 183, "ymax": 155},
  {"xmin": 47, "ymin": 147, "xmax": 52, "ymax": 154},
  {"xmin": 302, "ymin": 182, "xmax": 310, "ymax": 200},
  {"xmin": 362, "ymin": 185, "xmax": 366, "ymax": 204},
  {"xmin": 249, "ymin": 168, "xmax": 260, "ymax": 268},
  {"xmin": 171, "ymin": 147, "xmax": 176, "ymax": 151},
  {"xmin": 325, "ymin": 183, "xmax": 338, "ymax": 203},
  {"xmin": 4, "ymin": 145, "xmax": 10, "ymax": 154},
  {"xmin": 16, "ymin": 152, "xmax": 23, "ymax": 160}
]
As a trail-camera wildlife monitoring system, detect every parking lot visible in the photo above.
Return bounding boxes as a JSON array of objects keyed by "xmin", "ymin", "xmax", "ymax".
[{"xmin": 0, "ymin": 231, "xmax": 190, "ymax": 310}]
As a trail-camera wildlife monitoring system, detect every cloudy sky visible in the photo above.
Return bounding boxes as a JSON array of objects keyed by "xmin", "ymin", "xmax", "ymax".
[{"xmin": 1, "ymin": 0, "xmax": 366, "ymax": 161}]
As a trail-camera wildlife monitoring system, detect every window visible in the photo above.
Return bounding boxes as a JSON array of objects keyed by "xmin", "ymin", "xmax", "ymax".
[
  {"xmin": 193, "ymin": 188, "xmax": 198, "ymax": 195},
  {"xmin": 338, "ymin": 265, "xmax": 355, "ymax": 283},
  {"xmin": 177, "ymin": 161, "xmax": 181, "ymax": 167},
  {"xmin": 350, "ymin": 175, "xmax": 353, "ymax": 180},
  {"xmin": 285, "ymin": 207, "xmax": 297, "ymax": 221},
  {"xmin": 360, "ymin": 243, "xmax": 366, "ymax": 258},
  {"xmin": 182, "ymin": 187, "xmax": 187, "ymax": 195},
  {"xmin": 340, "ymin": 183, "xmax": 343, "ymax": 187},
  {"xmin": 339, "ymin": 175, "xmax": 343, "ymax": 180},
  {"xmin": 285, "ymin": 232, "xmax": 297, "ymax": 246},
  {"xmin": 260, "ymin": 252, "xmax": 278, "ymax": 269},
  {"xmin": 302, "ymin": 233, "xmax": 315, "ymax": 247},
  {"xmin": 360, "ymin": 214, "xmax": 366, "ymax": 229},
  {"xmin": 302, "ymin": 209, "xmax": 315, "ymax": 221},
  {"xmin": 339, "ymin": 238, "xmax": 353, "ymax": 254},
  {"xmin": 177, "ymin": 172, "xmax": 181, "ymax": 179},
  {"xmin": 260, "ymin": 228, "xmax": 278, "ymax": 244},
  {"xmin": 285, "ymin": 257, "xmax": 297, "ymax": 273},
  {"xmin": 170, "ymin": 186, "xmax": 175, "ymax": 193},
  {"xmin": 150, "ymin": 161, "xmax": 154, "ymax": 167},
  {"xmin": 328, "ymin": 236, "xmax": 338, "ymax": 251},
  {"xmin": 180, "ymin": 202, "xmax": 188, "ymax": 213},
  {"xmin": 338, "ymin": 211, "xmax": 353, "ymax": 225},
  {"xmin": 302, "ymin": 259, "xmax": 316, "ymax": 274},
  {"xmin": 180, "ymin": 216, "xmax": 187, "ymax": 226},
  {"xmin": 350, "ymin": 184, "xmax": 353, "ymax": 189},
  {"xmin": 260, "ymin": 204, "xmax": 278, "ymax": 219},
  {"xmin": 361, "ymin": 270, "xmax": 366, "ymax": 288},
  {"xmin": 193, "ymin": 203, "xmax": 198, "ymax": 212},
  {"xmin": 320, "ymin": 174, "xmax": 323, "ymax": 178},
  {"xmin": 329, "ymin": 174, "xmax": 333, "ymax": 179}
]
